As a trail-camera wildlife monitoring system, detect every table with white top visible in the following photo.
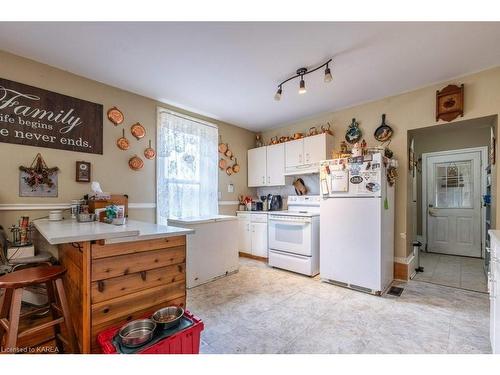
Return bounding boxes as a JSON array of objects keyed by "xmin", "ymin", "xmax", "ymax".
[{"xmin": 33, "ymin": 218, "xmax": 193, "ymax": 353}]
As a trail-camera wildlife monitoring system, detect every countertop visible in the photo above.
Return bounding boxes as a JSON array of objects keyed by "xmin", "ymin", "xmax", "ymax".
[
  {"xmin": 489, "ymin": 230, "xmax": 500, "ymax": 241},
  {"xmin": 34, "ymin": 218, "xmax": 194, "ymax": 245},
  {"xmin": 236, "ymin": 210, "xmax": 284, "ymax": 214},
  {"xmin": 168, "ymin": 214, "xmax": 237, "ymax": 225}
]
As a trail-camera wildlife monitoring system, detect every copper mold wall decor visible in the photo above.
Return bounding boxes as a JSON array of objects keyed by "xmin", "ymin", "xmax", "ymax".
[
  {"xmin": 131, "ymin": 123, "xmax": 146, "ymax": 140},
  {"xmin": 144, "ymin": 140, "xmax": 156, "ymax": 160},
  {"xmin": 107, "ymin": 106, "xmax": 124, "ymax": 126},
  {"xmin": 128, "ymin": 155, "xmax": 144, "ymax": 171},
  {"xmin": 436, "ymin": 84, "xmax": 464, "ymax": 122},
  {"xmin": 116, "ymin": 129, "xmax": 130, "ymax": 150}
]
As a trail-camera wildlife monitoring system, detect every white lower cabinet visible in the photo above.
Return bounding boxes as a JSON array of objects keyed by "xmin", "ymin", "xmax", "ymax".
[
  {"xmin": 237, "ymin": 214, "xmax": 252, "ymax": 253},
  {"xmin": 237, "ymin": 213, "xmax": 268, "ymax": 258}
]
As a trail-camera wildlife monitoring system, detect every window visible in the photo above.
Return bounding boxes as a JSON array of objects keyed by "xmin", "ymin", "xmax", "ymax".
[
  {"xmin": 157, "ymin": 109, "xmax": 218, "ymax": 224},
  {"xmin": 434, "ymin": 160, "xmax": 473, "ymax": 209}
]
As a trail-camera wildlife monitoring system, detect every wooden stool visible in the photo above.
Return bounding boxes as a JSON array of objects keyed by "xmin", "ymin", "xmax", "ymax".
[{"xmin": 0, "ymin": 266, "xmax": 79, "ymax": 353}]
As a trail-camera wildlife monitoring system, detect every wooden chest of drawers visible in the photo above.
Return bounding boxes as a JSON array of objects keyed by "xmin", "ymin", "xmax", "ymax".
[{"xmin": 58, "ymin": 235, "xmax": 187, "ymax": 353}]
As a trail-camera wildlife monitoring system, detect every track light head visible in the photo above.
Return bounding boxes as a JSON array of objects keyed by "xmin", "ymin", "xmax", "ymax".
[
  {"xmin": 324, "ymin": 65, "xmax": 332, "ymax": 83},
  {"xmin": 299, "ymin": 77, "xmax": 306, "ymax": 94},
  {"xmin": 274, "ymin": 86, "xmax": 282, "ymax": 101}
]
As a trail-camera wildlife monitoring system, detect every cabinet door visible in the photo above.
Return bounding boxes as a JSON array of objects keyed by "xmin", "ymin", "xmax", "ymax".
[
  {"xmin": 237, "ymin": 217, "xmax": 252, "ymax": 253},
  {"xmin": 303, "ymin": 134, "xmax": 326, "ymax": 164},
  {"xmin": 285, "ymin": 139, "xmax": 304, "ymax": 168},
  {"xmin": 266, "ymin": 143, "xmax": 285, "ymax": 186},
  {"xmin": 247, "ymin": 147, "xmax": 267, "ymax": 187},
  {"xmin": 251, "ymin": 222, "xmax": 268, "ymax": 258},
  {"xmin": 494, "ymin": 259, "xmax": 500, "ymax": 353}
]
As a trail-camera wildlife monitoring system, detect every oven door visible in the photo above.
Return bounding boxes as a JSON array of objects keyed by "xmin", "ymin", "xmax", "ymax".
[{"xmin": 268, "ymin": 215, "xmax": 312, "ymax": 256}]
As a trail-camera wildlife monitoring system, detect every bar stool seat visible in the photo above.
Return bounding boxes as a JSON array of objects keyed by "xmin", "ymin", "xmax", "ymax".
[{"xmin": 0, "ymin": 266, "xmax": 79, "ymax": 353}]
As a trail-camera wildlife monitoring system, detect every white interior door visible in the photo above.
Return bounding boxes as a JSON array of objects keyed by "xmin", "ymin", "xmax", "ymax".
[{"xmin": 426, "ymin": 150, "xmax": 481, "ymax": 257}]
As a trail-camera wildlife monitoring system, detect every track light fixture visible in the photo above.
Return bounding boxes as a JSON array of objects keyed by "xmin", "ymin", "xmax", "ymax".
[{"xmin": 274, "ymin": 58, "xmax": 332, "ymax": 101}]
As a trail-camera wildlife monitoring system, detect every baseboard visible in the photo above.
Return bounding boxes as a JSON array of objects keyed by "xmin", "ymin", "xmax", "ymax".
[
  {"xmin": 239, "ymin": 252, "xmax": 268, "ymax": 262},
  {"xmin": 394, "ymin": 253, "xmax": 415, "ymax": 281},
  {"xmin": 394, "ymin": 262, "xmax": 409, "ymax": 281}
]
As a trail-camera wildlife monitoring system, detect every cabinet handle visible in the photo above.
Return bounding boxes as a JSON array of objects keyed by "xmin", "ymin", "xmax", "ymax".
[
  {"xmin": 140, "ymin": 271, "xmax": 147, "ymax": 281},
  {"xmin": 262, "ymin": 176, "xmax": 265, "ymax": 184},
  {"xmin": 267, "ymin": 176, "xmax": 270, "ymax": 184},
  {"xmin": 306, "ymin": 153, "xmax": 310, "ymax": 162}
]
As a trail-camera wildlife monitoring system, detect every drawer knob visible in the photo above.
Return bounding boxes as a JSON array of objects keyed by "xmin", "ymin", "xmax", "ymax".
[
  {"xmin": 97, "ymin": 280, "xmax": 105, "ymax": 293},
  {"xmin": 140, "ymin": 271, "xmax": 147, "ymax": 281}
]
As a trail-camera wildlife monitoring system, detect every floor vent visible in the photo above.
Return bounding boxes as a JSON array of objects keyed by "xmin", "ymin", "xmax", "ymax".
[{"xmin": 387, "ymin": 286, "xmax": 404, "ymax": 297}]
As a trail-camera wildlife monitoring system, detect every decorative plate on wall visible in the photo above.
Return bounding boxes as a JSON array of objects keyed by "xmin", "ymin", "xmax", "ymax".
[
  {"xmin": 345, "ymin": 118, "xmax": 362, "ymax": 144},
  {"xmin": 374, "ymin": 114, "xmax": 393, "ymax": 143},
  {"xmin": 107, "ymin": 107, "xmax": 124, "ymax": 126}
]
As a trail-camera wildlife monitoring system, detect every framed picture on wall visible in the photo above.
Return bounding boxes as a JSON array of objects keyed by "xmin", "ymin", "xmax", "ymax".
[{"xmin": 76, "ymin": 161, "xmax": 91, "ymax": 182}]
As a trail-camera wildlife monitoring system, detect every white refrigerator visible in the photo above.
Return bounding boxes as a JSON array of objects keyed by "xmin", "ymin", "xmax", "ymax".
[{"xmin": 319, "ymin": 153, "xmax": 395, "ymax": 294}]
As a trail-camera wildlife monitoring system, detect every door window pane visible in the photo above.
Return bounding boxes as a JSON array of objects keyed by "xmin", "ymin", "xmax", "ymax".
[{"xmin": 434, "ymin": 160, "xmax": 473, "ymax": 208}]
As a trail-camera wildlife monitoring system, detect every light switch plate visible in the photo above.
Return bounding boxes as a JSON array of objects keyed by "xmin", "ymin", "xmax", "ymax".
[{"xmin": 228, "ymin": 184, "xmax": 234, "ymax": 193}]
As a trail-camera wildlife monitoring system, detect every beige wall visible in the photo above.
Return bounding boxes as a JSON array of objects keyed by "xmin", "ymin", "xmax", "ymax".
[
  {"xmin": 0, "ymin": 50, "xmax": 255, "ymax": 230},
  {"xmin": 262, "ymin": 66, "xmax": 500, "ymax": 259},
  {"xmin": 410, "ymin": 117, "xmax": 494, "ymax": 235}
]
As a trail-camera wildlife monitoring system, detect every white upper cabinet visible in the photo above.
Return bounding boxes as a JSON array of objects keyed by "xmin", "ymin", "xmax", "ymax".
[
  {"xmin": 285, "ymin": 139, "xmax": 304, "ymax": 168},
  {"xmin": 247, "ymin": 147, "xmax": 267, "ymax": 187},
  {"xmin": 266, "ymin": 143, "xmax": 285, "ymax": 186},
  {"xmin": 304, "ymin": 134, "xmax": 328, "ymax": 164},
  {"xmin": 247, "ymin": 143, "xmax": 285, "ymax": 187},
  {"xmin": 285, "ymin": 133, "xmax": 334, "ymax": 175}
]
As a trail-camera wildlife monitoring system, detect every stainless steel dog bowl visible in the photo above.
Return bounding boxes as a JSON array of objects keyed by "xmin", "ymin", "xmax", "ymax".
[
  {"xmin": 118, "ymin": 319, "xmax": 156, "ymax": 348},
  {"xmin": 151, "ymin": 306, "xmax": 184, "ymax": 329}
]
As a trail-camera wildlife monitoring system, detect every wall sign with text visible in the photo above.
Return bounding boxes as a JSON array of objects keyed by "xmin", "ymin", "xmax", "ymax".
[{"xmin": 0, "ymin": 78, "xmax": 103, "ymax": 154}]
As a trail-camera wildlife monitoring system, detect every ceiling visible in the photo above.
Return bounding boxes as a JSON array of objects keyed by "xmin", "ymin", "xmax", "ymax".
[{"xmin": 1, "ymin": 22, "xmax": 500, "ymax": 131}]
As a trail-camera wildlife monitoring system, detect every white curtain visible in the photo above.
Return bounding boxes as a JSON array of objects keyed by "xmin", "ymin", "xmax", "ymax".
[{"xmin": 157, "ymin": 110, "xmax": 218, "ymax": 224}]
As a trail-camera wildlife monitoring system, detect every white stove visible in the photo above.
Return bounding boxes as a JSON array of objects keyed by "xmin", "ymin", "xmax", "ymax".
[
  {"xmin": 270, "ymin": 195, "xmax": 320, "ymax": 217},
  {"xmin": 268, "ymin": 195, "xmax": 320, "ymax": 276}
]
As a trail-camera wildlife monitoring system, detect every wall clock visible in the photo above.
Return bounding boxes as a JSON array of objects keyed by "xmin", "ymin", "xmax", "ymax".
[{"xmin": 436, "ymin": 84, "xmax": 464, "ymax": 122}]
